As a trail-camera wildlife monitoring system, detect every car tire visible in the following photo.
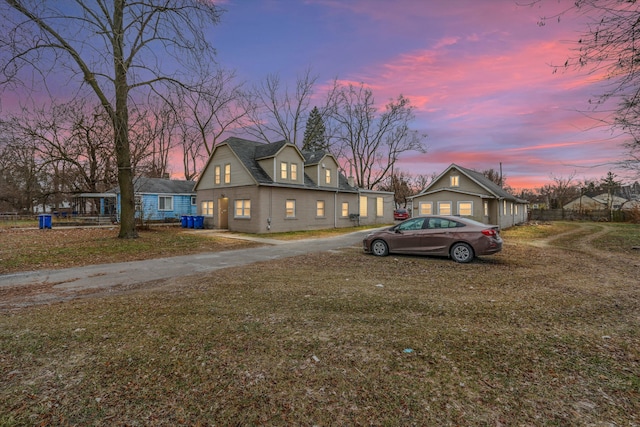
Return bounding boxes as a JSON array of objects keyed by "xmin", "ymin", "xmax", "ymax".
[
  {"xmin": 371, "ymin": 239, "xmax": 389, "ymax": 257},
  {"xmin": 450, "ymin": 242, "xmax": 474, "ymax": 263}
]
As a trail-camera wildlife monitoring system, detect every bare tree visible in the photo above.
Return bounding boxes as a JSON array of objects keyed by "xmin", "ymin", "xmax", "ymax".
[
  {"xmin": 0, "ymin": 1, "xmax": 222, "ymax": 238},
  {"xmin": 331, "ymin": 83, "xmax": 427, "ymax": 189},
  {"xmin": 246, "ymin": 68, "xmax": 317, "ymax": 146},
  {"xmin": 535, "ymin": 1, "xmax": 640, "ymax": 166}
]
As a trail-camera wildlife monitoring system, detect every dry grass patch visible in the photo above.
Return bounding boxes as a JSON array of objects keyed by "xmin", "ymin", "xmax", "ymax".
[
  {"xmin": 0, "ymin": 227, "xmax": 260, "ymax": 274},
  {"xmin": 0, "ymin": 222, "xmax": 639, "ymax": 425}
]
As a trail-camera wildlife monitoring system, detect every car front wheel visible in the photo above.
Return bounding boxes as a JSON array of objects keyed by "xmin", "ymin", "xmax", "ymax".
[
  {"xmin": 450, "ymin": 242, "xmax": 474, "ymax": 263},
  {"xmin": 371, "ymin": 239, "xmax": 389, "ymax": 257}
]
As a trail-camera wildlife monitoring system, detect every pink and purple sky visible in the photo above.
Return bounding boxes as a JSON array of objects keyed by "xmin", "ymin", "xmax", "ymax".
[{"xmin": 210, "ymin": 0, "xmax": 632, "ymax": 190}]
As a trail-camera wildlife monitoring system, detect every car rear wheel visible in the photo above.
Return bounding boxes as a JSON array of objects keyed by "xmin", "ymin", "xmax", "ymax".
[
  {"xmin": 450, "ymin": 242, "xmax": 474, "ymax": 263},
  {"xmin": 371, "ymin": 239, "xmax": 389, "ymax": 256}
]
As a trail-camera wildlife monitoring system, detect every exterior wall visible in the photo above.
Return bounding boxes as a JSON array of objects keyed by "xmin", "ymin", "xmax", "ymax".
[
  {"xmin": 304, "ymin": 156, "xmax": 340, "ymax": 189},
  {"xmin": 195, "ymin": 185, "xmax": 393, "ymax": 233},
  {"xmin": 411, "ymin": 192, "xmax": 527, "ymax": 229},
  {"xmin": 258, "ymin": 147, "xmax": 305, "ymax": 185},
  {"xmin": 198, "ymin": 145, "xmax": 255, "ymax": 190},
  {"xmin": 357, "ymin": 191, "xmax": 395, "ymax": 226},
  {"xmin": 433, "ymin": 169, "xmax": 487, "ymax": 194},
  {"xmin": 119, "ymin": 193, "xmax": 196, "ymax": 221}
]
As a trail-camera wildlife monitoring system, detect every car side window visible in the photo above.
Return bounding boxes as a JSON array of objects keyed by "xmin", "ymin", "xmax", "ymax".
[{"xmin": 398, "ymin": 218, "xmax": 425, "ymax": 231}]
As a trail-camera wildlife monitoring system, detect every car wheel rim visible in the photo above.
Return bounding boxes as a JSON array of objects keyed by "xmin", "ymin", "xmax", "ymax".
[
  {"xmin": 453, "ymin": 246, "xmax": 470, "ymax": 261},
  {"xmin": 373, "ymin": 241, "xmax": 386, "ymax": 256}
]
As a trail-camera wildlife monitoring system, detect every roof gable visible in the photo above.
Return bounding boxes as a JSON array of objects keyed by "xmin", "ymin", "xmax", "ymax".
[{"xmin": 419, "ymin": 163, "xmax": 526, "ymax": 203}]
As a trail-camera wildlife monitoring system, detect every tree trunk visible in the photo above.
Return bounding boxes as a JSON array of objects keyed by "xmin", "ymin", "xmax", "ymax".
[{"xmin": 113, "ymin": 0, "xmax": 137, "ymax": 239}]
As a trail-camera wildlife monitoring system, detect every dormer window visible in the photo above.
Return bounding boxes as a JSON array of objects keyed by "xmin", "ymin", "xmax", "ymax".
[
  {"xmin": 450, "ymin": 175, "xmax": 459, "ymax": 187},
  {"xmin": 325, "ymin": 169, "xmax": 331, "ymax": 184},
  {"xmin": 280, "ymin": 162, "xmax": 288, "ymax": 180},
  {"xmin": 291, "ymin": 163, "xmax": 297, "ymax": 181}
]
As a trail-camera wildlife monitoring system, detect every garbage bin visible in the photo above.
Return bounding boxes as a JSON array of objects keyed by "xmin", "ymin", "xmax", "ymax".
[
  {"xmin": 180, "ymin": 215, "xmax": 188, "ymax": 228},
  {"xmin": 38, "ymin": 214, "xmax": 52, "ymax": 229},
  {"xmin": 186, "ymin": 215, "xmax": 194, "ymax": 228},
  {"xmin": 193, "ymin": 215, "xmax": 204, "ymax": 229}
]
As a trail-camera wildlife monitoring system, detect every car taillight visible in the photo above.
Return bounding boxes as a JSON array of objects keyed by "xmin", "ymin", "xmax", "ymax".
[{"xmin": 481, "ymin": 229, "xmax": 497, "ymax": 237}]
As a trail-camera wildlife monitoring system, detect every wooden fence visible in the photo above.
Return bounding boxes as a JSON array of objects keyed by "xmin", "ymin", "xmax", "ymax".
[{"xmin": 529, "ymin": 209, "xmax": 629, "ymax": 222}]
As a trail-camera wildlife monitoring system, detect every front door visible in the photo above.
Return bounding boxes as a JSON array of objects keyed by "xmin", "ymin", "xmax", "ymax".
[{"xmin": 218, "ymin": 197, "xmax": 229, "ymax": 229}]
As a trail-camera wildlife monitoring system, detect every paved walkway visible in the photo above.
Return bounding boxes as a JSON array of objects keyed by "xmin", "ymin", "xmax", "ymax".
[{"xmin": 0, "ymin": 229, "xmax": 373, "ymax": 294}]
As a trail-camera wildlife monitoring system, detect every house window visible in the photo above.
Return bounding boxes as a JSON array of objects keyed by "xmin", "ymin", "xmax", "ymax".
[
  {"xmin": 419, "ymin": 202, "xmax": 432, "ymax": 215},
  {"xmin": 316, "ymin": 200, "xmax": 325, "ymax": 217},
  {"xmin": 224, "ymin": 164, "xmax": 231, "ymax": 184},
  {"xmin": 503, "ymin": 200, "xmax": 507, "ymax": 215},
  {"xmin": 515, "ymin": 205, "xmax": 518, "ymax": 215},
  {"xmin": 438, "ymin": 201, "xmax": 452, "ymax": 215},
  {"xmin": 359, "ymin": 196, "xmax": 368, "ymax": 217},
  {"xmin": 510, "ymin": 203, "xmax": 513, "ymax": 215},
  {"xmin": 376, "ymin": 197, "xmax": 383, "ymax": 217},
  {"xmin": 214, "ymin": 165, "xmax": 221, "ymax": 185},
  {"xmin": 450, "ymin": 175, "xmax": 460, "ymax": 187},
  {"xmin": 158, "ymin": 196, "xmax": 173, "ymax": 211},
  {"xmin": 234, "ymin": 199, "xmax": 250, "ymax": 218},
  {"xmin": 291, "ymin": 163, "xmax": 298, "ymax": 181},
  {"xmin": 325, "ymin": 169, "xmax": 331, "ymax": 184},
  {"xmin": 201, "ymin": 201, "xmax": 214, "ymax": 216},
  {"xmin": 458, "ymin": 201, "xmax": 472, "ymax": 216},
  {"xmin": 285, "ymin": 200, "xmax": 296, "ymax": 218},
  {"xmin": 280, "ymin": 162, "xmax": 288, "ymax": 180},
  {"xmin": 484, "ymin": 201, "xmax": 489, "ymax": 217},
  {"xmin": 135, "ymin": 195, "xmax": 142, "ymax": 212},
  {"xmin": 341, "ymin": 202, "xmax": 349, "ymax": 217},
  {"xmin": 191, "ymin": 196, "xmax": 197, "ymax": 206}
]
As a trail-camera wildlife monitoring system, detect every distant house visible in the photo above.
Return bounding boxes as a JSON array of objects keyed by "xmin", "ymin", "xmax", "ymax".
[
  {"xmin": 564, "ymin": 193, "xmax": 632, "ymax": 211},
  {"xmin": 409, "ymin": 164, "xmax": 528, "ymax": 229},
  {"xmin": 112, "ymin": 177, "xmax": 197, "ymax": 222},
  {"xmin": 194, "ymin": 137, "xmax": 394, "ymax": 233}
]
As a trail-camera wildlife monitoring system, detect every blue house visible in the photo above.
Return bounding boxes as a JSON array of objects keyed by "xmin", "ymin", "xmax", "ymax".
[{"xmin": 113, "ymin": 177, "xmax": 197, "ymax": 222}]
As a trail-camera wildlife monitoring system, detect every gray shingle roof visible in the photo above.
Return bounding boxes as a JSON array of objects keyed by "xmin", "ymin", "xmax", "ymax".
[
  {"xmin": 223, "ymin": 137, "xmax": 357, "ymax": 192},
  {"xmin": 112, "ymin": 177, "xmax": 196, "ymax": 194}
]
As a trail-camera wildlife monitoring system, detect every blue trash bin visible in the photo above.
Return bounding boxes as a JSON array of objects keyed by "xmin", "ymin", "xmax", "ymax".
[
  {"xmin": 187, "ymin": 215, "xmax": 194, "ymax": 228},
  {"xmin": 38, "ymin": 214, "xmax": 52, "ymax": 229},
  {"xmin": 181, "ymin": 215, "xmax": 188, "ymax": 228},
  {"xmin": 194, "ymin": 215, "xmax": 204, "ymax": 229}
]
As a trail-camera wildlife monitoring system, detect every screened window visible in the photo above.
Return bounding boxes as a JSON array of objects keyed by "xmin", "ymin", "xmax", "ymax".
[
  {"xmin": 158, "ymin": 196, "xmax": 173, "ymax": 211},
  {"xmin": 224, "ymin": 164, "xmax": 231, "ymax": 184},
  {"xmin": 201, "ymin": 201, "xmax": 214, "ymax": 216},
  {"xmin": 341, "ymin": 202, "xmax": 349, "ymax": 217},
  {"xmin": 316, "ymin": 200, "xmax": 325, "ymax": 217},
  {"xmin": 450, "ymin": 175, "xmax": 459, "ymax": 187},
  {"xmin": 458, "ymin": 201, "xmax": 472, "ymax": 216},
  {"xmin": 235, "ymin": 199, "xmax": 250, "ymax": 218},
  {"xmin": 419, "ymin": 202, "xmax": 432, "ymax": 215},
  {"xmin": 280, "ymin": 162, "xmax": 288, "ymax": 180},
  {"xmin": 291, "ymin": 163, "xmax": 298, "ymax": 181},
  {"xmin": 438, "ymin": 201, "xmax": 452, "ymax": 215},
  {"xmin": 214, "ymin": 165, "xmax": 221, "ymax": 185},
  {"xmin": 285, "ymin": 200, "xmax": 296, "ymax": 218}
]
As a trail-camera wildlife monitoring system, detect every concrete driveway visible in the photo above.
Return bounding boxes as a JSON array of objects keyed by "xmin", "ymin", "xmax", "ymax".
[{"xmin": 0, "ymin": 229, "xmax": 374, "ymax": 308}]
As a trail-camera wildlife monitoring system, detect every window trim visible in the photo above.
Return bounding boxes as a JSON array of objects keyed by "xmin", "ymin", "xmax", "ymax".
[
  {"xmin": 457, "ymin": 201, "xmax": 473, "ymax": 216},
  {"xmin": 450, "ymin": 175, "xmax": 460, "ymax": 187},
  {"xmin": 438, "ymin": 201, "xmax": 452, "ymax": 215},
  {"xmin": 224, "ymin": 163, "xmax": 231, "ymax": 184},
  {"xmin": 341, "ymin": 201, "xmax": 349, "ymax": 217},
  {"xmin": 325, "ymin": 168, "xmax": 331, "ymax": 185},
  {"xmin": 234, "ymin": 199, "xmax": 251, "ymax": 218},
  {"xmin": 316, "ymin": 200, "xmax": 325, "ymax": 218},
  {"xmin": 285, "ymin": 199, "xmax": 296, "ymax": 218},
  {"xmin": 419, "ymin": 201, "xmax": 433, "ymax": 215},
  {"xmin": 214, "ymin": 165, "xmax": 221, "ymax": 185},
  {"xmin": 280, "ymin": 161, "xmax": 288, "ymax": 180},
  {"xmin": 291, "ymin": 163, "xmax": 298, "ymax": 181},
  {"xmin": 201, "ymin": 200, "xmax": 214, "ymax": 217},
  {"xmin": 158, "ymin": 195, "xmax": 173, "ymax": 211}
]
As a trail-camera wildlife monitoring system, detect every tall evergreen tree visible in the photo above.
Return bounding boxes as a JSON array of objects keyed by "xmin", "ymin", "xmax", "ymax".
[{"xmin": 302, "ymin": 106, "xmax": 328, "ymax": 151}]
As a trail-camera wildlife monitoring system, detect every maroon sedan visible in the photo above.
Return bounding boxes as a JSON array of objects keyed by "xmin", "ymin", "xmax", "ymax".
[
  {"xmin": 393, "ymin": 208, "xmax": 410, "ymax": 220},
  {"xmin": 363, "ymin": 215, "xmax": 502, "ymax": 263}
]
